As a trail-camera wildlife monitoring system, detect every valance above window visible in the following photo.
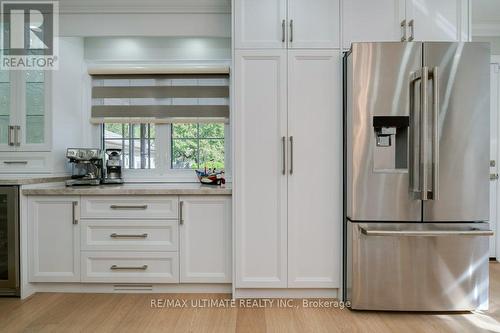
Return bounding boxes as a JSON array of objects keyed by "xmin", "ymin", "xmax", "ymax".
[{"xmin": 90, "ymin": 66, "xmax": 230, "ymax": 124}]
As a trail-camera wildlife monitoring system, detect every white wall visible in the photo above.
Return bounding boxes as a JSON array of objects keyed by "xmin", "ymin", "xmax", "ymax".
[
  {"xmin": 60, "ymin": 14, "xmax": 231, "ymax": 38},
  {"xmin": 84, "ymin": 37, "xmax": 231, "ymax": 62},
  {"xmin": 51, "ymin": 37, "xmax": 87, "ymax": 174}
]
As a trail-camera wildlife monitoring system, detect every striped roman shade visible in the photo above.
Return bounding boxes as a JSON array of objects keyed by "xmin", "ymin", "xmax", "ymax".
[{"xmin": 90, "ymin": 66, "xmax": 230, "ymax": 124}]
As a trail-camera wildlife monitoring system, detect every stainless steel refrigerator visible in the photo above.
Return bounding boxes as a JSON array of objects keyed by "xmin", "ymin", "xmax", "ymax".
[{"xmin": 343, "ymin": 42, "xmax": 493, "ymax": 311}]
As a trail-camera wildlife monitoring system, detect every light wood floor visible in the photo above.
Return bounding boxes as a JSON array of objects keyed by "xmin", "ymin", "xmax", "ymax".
[{"xmin": 3, "ymin": 264, "xmax": 500, "ymax": 332}]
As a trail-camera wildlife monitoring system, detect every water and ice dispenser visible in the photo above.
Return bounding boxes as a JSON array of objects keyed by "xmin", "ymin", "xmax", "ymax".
[{"xmin": 373, "ymin": 116, "xmax": 409, "ymax": 172}]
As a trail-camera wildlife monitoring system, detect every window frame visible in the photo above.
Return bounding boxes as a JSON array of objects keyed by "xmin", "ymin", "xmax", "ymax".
[
  {"xmin": 100, "ymin": 122, "xmax": 231, "ymax": 182},
  {"xmin": 170, "ymin": 123, "xmax": 226, "ymax": 170}
]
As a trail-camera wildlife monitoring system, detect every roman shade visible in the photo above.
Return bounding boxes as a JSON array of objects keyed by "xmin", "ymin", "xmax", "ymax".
[{"xmin": 89, "ymin": 65, "xmax": 230, "ymax": 124}]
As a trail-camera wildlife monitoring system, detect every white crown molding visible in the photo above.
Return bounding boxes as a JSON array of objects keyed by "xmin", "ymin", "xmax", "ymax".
[
  {"xmin": 472, "ymin": 21, "xmax": 500, "ymax": 36},
  {"xmin": 59, "ymin": 0, "xmax": 231, "ymax": 14}
]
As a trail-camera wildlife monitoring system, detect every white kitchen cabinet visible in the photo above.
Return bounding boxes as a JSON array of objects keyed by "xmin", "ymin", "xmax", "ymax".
[
  {"xmin": 406, "ymin": 0, "xmax": 468, "ymax": 42},
  {"xmin": 288, "ymin": 0, "xmax": 340, "ymax": 49},
  {"xmin": 80, "ymin": 196, "xmax": 178, "ymax": 219},
  {"xmin": 234, "ymin": 49, "xmax": 341, "ymax": 289},
  {"xmin": 342, "ymin": 0, "xmax": 405, "ymax": 49},
  {"xmin": 342, "ymin": 0, "xmax": 469, "ymax": 49},
  {"xmin": 81, "ymin": 251, "xmax": 179, "ymax": 283},
  {"xmin": 28, "ymin": 196, "xmax": 80, "ymax": 282},
  {"xmin": 234, "ymin": 0, "xmax": 287, "ymax": 49},
  {"xmin": 287, "ymin": 50, "xmax": 341, "ymax": 288},
  {"xmin": 234, "ymin": 50, "xmax": 288, "ymax": 288},
  {"xmin": 234, "ymin": 0, "xmax": 339, "ymax": 49},
  {"xmin": 179, "ymin": 196, "xmax": 232, "ymax": 283},
  {"xmin": 0, "ymin": 71, "xmax": 51, "ymax": 152}
]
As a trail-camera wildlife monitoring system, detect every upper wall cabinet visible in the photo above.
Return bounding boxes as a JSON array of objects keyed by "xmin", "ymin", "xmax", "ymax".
[
  {"xmin": 342, "ymin": 0, "xmax": 405, "ymax": 49},
  {"xmin": 234, "ymin": 0, "xmax": 340, "ymax": 49},
  {"xmin": 406, "ymin": 0, "xmax": 469, "ymax": 42},
  {"xmin": 0, "ymin": 71, "xmax": 51, "ymax": 152},
  {"xmin": 342, "ymin": 0, "xmax": 470, "ymax": 49}
]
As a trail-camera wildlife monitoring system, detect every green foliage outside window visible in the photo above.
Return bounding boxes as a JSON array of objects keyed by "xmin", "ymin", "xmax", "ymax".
[{"xmin": 171, "ymin": 123, "xmax": 225, "ymax": 170}]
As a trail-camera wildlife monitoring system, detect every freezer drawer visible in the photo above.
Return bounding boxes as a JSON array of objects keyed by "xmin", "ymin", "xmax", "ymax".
[{"xmin": 346, "ymin": 222, "xmax": 492, "ymax": 311}]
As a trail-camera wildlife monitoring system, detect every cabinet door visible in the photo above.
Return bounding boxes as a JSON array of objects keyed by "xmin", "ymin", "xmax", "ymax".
[
  {"xmin": 179, "ymin": 196, "xmax": 231, "ymax": 283},
  {"xmin": 234, "ymin": 50, "xmax": 288, "ymax": 288},
  {"xmin": 28, "ymin": 196, "xmax": 80, "ymax": 282},
  {"xmin": 0, "ymin": 70, "xmax": 17, "ymax": 152},
  {"xmin": 288, "ymin": 0, "xmax": 340, "ymax": 49},
  {"xmin": 18, "ymin": 70, "xmax": 51, "ymax": 151},
  {"xmin": 287, "ymin": 50, "xmax": 341, "ymax": 288},
  {"xmin": 406, "ymin": 0, "xmax": 467, "ymax": 41},
  {"xmin": 342, "ymin": 0, "xmax": 405, "ymax": 49},
  {"xmin": 234, "ymin": 0, "xmax": 287, "ymax": 49}
]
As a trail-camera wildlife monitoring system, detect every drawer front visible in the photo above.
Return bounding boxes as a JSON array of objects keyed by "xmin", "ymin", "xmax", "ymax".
[
  {"xmin": 81, "ymin": 220, "xmax": 178, "ymax": 251},
  {"xmin": 81, "ymin": 251, "xmax": 179, "ymax": 283},
  {"xmin": 81, "ymin": 196, "xmax": 178, "ymax": 219},
  {"xmin": 0, "ymin": 153, "xmax": 51, "ymax": 173}
]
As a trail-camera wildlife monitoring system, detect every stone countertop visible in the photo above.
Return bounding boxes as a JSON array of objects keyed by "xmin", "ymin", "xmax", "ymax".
[
  {"xmin": 0, "ymin": 176, "xmax": 70, "ymax": 186},
  {"xmin": 21, "ymin": 182, "xmax": 232, "ymax": 196}
]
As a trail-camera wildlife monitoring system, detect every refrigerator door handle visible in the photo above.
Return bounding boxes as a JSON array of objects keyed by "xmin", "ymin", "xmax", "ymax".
[
  {"xmin": 420, "ymin": 67, "xmax": 430, "ymax": 200},
  {"xmin": 430, "ymin": 66, "xmax": 439, "ymax": 200},
  {"xmin": 409, "ymin": 71, "xmax": 420, "ymax": 196},
  {"xmin": 359, "ymin": 227, "xmax": 494, "ymax": 237}
]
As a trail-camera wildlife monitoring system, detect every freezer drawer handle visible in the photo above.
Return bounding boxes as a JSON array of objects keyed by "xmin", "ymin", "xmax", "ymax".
[{"xmin": 359, "ymin": 227, "xmax": 493, "ymax": 237}]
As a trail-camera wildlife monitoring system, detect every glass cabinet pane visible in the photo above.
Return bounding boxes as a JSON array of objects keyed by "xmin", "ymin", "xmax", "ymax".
[
  {"xmin": 0, "ymin": 71, "xmax": 10, "ymax": 145},
  {"xmin": 25, "ymin": 70, "xmax": 45, "ymax": 144}
]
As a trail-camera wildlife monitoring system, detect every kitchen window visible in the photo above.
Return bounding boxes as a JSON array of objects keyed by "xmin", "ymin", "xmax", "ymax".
[
  {"xmin": 102, "ymin": 123, "xmax": 156, "ymax": 169},
  {"xmin": 91, "ymin": 70, "xmax": 229, "ymax": 179},
  {"xmin": 171, "ymin": 123, "xmax": 225, "ymax": 169}
]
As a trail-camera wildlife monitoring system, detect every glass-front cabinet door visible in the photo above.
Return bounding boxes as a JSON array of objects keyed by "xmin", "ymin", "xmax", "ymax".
[
  {"xmin": 20, "ymin": 70, "xmax": 50, "ymax": 151},
  {"xmin": 0, "ymin": 70, "xmax": 15, "ymax": 151},
  {"xmin": 0, "ymin": 70, "xmax": 50, "ymax": 152}
]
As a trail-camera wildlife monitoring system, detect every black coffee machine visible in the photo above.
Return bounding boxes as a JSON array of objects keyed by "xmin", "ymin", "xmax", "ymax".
[{"xmin": 103, "ymin": 148, "xmax": 124, "ymax": 184}]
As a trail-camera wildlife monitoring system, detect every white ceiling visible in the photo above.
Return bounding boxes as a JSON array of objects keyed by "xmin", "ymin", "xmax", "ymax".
[{"xmin": 472, "ymin": 0, "xmax": 500, "ymax": 24}]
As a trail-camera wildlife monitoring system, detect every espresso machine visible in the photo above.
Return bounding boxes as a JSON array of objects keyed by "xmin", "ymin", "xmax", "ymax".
[
  {"xmin": 65, "ymin": 148, "xmax": 103, "ymax": 186},
  {"xmin": 103, "ymin": 149, "xmax": 124, "ymax": 184}
]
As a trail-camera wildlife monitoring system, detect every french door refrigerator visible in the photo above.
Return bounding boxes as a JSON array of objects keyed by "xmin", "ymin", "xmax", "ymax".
[{"xmin": 343, "ymin": 42, "xmax": 492, "ymax": 311}]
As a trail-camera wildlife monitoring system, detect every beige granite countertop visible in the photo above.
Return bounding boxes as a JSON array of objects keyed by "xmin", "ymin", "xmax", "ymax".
[
  {"xmin": 22, "ymin": 182, "xmax": 232, "ymax": 196},
  {"xmin": 0, "ymin": 176, "xmax": 70, "ymax": 186}
]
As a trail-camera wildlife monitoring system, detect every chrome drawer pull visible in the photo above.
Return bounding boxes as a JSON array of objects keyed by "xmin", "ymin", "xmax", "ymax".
[
  {"xmin": 110, "ymin": 233, "xmax": 148, "ymax": 239},
  {"xmin": 3, "ymin": 161, "xmax": 28, "ymax": 164},
  {"xmin": 110, "ymin": 205, "xmax": 148, "ymax": 210},
  {"xmin": 110, "ymin": 264, "xmax": 148, "ymax": 270}
]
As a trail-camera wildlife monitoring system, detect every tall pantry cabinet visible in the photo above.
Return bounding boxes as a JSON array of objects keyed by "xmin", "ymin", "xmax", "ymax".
[{"xmin": 233, "ymin": 0, "xmax": 342, "ymax": 291}]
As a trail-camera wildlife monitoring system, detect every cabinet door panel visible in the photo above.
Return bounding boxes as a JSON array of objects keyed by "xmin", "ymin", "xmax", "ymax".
[
  {"xmin": 287, "ymin": 50, "xmax": 341, "ymax": 288},
  {"xmin": 407, "ymin": 0, "xmax": 466, "ymax": 41},
  {"xmin": 234, "ymin": 50, "xmax": 288, "ymax": 288},
  {"xmin": 180, "ymin": 196, "xmax": 231, "ymax": 283},
  {"xmin": 234, "ymin": 0, "xmax": 286, "ymax": 49},
  {"xmin": 343, "ymin": 0, "xmax": 405, "ymax": 49},
  {"xmin": 28, "ymin": 196, "xmax": 80, "ymax": 282},
  {"xmin": 288, "ymin": 0, "xmax": 340, "ymax": 49}
]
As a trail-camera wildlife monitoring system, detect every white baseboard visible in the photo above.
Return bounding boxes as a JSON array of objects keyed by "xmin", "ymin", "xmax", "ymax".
[
  {"xmin": 233, "ymin": 288, "xmax": 339, "ymax": 299},
  {"xmin": 26, "ymin": 283, "xmax": 231, "ymax": 296}
]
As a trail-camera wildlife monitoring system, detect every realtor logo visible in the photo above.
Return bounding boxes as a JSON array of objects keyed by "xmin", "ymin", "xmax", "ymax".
[{"xmin": 1, "ymin": 1, "xmax": 59, "ymax": 70}]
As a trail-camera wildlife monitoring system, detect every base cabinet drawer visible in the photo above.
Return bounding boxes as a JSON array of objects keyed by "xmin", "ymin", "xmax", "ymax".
[
  {"xmin": 81, "ymin": 220, "xmax": 178, "ymax": 251},
  {"xmin": 0, "ymin": 153, "xmax": 51, "ymax": 174},
  {"xmin": 81, "ymin": 252, "xmax": 179, "ymax": 283},
  {"xmin": 81, "ymin": 196, "xmax": 178, "ymax": 219}
]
